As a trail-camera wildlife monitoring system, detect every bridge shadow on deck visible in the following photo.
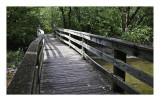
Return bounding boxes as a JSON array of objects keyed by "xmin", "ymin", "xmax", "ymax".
[{"xmin": 40, "ymin": 34, "xmax": 115, "ymax": 94}]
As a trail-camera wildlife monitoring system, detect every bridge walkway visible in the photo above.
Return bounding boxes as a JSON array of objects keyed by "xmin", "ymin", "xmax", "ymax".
[{"xmin": 40, "ymin": 34, "xmax": 115, "ymax": 94}]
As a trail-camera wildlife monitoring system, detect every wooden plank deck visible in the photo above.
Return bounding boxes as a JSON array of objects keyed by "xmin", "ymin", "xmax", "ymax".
[{"xmin": 40, "ymin": 34, "xmax": 115, "ymax": 94}]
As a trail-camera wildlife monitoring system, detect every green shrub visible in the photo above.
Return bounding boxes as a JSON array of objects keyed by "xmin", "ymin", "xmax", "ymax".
[
  {"xmin": 7, "ymin": 48, "xmax": 24, "ymax": 68},
  {"xmin": 121, "ymin": 26, "xmax": 153, "ymax": 45}
]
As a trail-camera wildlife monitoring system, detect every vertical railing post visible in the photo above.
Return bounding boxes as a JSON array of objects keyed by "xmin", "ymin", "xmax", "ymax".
[
  {"xmin": 82, "ymin": 35, "xmax": 87, "ymax": 58},
  {"xmin": 82, "ymin": 37, "xmax": 85, "ymax": 51},
  {"xmin": 55, "ymin": 29, "xmax": 58, "ymax": 38},
  {"xmin": 60, "ymin": 31, "xmax": 62, "ymax": 39},
  {"xmin": 113, "ymin": 49, "xmax": 126, "ymax": 93},
  {"xmin": 69, "ymin": 33, "xmax": 71, "ymax": 48},
  {"xmin": 55, "ymin": 27, "xmax": 59, "ymax": 39}
]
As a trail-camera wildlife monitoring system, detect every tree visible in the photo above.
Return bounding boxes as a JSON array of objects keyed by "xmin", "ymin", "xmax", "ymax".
[
  {"xmin": 68, "ymin": 7, "xmax": 72, "ymax": 29},
  {"xmin": 118, "ymin": 7, "xmax": 141, "ymax": 32},
  {"xmin": 59, "ymin": 7, "xmax": 66, "ymax": 28},
  {"xmin": 32, "ymin": 7, "xmax": 153, "ymax": 44},
  {"xmin": 7, "ymin": 7, "xmax": 41, "ymax": 50}
]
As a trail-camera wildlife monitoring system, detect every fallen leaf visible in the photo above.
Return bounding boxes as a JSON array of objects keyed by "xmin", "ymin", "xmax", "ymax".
[{"xmin": 102, "ymin": 87, "xmax": 106, "ymax": 91}]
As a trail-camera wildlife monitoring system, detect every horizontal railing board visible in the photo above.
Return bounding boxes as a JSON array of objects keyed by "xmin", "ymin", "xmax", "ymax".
[
  {"xmin": 57, "ymin": 32, "xmax": 153, "ymax": 87},
  {"xmin": 87, "ymin": 56, "xmax": 140, "ymax": 94},
  {"xmin": 57, "ymin": 34, "xmax": 140, "ymax": 94},
  {"xmin": 56, "ymin": 27, "xmax": 153, "ymax": 62},
  {"xmin": 86, "ymin": 54, "xmax": 140, "ymax": 94},
  {"xmin": 83, "ymin": 50, "xmax": 140, "ymax": 94},
  {"xmin": 57, "ymin": 27, "xmax": 152, "ymax": 51},
  {"xmin": 7, "ymin": 34, "xmax": 44, "ymax": 94}
]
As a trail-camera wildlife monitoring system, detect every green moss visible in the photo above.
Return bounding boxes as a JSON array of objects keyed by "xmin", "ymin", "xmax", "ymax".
[{"xmin": 94, "ymin": 58, "xmax": 153, "ymax": 94}]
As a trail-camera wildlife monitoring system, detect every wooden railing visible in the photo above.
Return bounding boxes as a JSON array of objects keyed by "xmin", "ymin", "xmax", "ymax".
[
  {"xmin": 55, "ymin": 27, "xmax": 153, "ymax": 94},
  {"xmin": 7, "ymin": 34, "xmax": 44, "ymax": 94}
]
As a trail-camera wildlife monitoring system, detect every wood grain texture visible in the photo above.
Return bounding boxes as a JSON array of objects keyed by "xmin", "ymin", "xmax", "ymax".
[
  {"xmin": 57, "ymin": 34, "xmax": 140, "ymax": 94},
  {"xmin": 56, "ymin": 27, "xmax": 153, "ymax": 62},
  {"xmin": 40, "ymin": 34, "xmax": 115, "ymax": 94},
  {"xmin": 57, "ymin": 32, "xmax": 153, "ymax": 87}
]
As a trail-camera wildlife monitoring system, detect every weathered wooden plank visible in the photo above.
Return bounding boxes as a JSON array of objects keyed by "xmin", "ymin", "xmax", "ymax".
[
  {"xmin": 112, "ymin": 75, "xmax": 140, "ymax": 94},
  {"xmin": 40, "ymin": 34, "xmax": 115, "ymax": 94},
  {"xmin": 61, "ymin": 39, "xmax": 139, "ymax": 94},
  {"xmin": 58, "ymin": 36, "xmax": 83, "ymax": 55},
  {"xmin": 81, "ymin": 52, "xmax": 140, "ymax": 94},
  {"xmin": 52, "ymin": 85, "xmax": 111, "ymax": 94},
  {"xmin": 58, "ymin": 32, "xmax": 153, "ymax": 87}
]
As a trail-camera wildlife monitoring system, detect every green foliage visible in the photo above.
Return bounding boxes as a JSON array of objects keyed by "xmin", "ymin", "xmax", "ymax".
[
  {"xmin": 7, "ymin": 48, "xmax": 24, "ymax": 68},
  {"xmin": 7, "ymin": 7, "xmax": 153, "ymax": 51},
  {"xmin": 7, "ymin": 7, "xmax": 40, "ymax": 50},
  {"xmin": 6, "ymin": 7, "xmax": 153, "ymax": 94},
  {"xmin": 121, "ymin": 26, "xmax": 153, "ymax": 44},
  {"xmin": 50, "ymin": 7, "xmax": 153, "ymax": 45},
  {"xmin": 39, "ymin": 7, "xmax": 53, "ymax": 33}
]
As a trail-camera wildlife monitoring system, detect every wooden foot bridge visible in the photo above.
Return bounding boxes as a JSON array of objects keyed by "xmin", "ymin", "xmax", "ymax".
[{"xmin": 7, "ymin": 27, "xmax": 153, "ymax": 94}]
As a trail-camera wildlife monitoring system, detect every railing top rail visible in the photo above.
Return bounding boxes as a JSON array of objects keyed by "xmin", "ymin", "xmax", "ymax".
[
  {"xmin": 56, "ymin": 27, "xmax": 153, "ymax": 62},
  {"xmin": 7, "ymin": 34, "xmax": 44, "ymax": 94},
  {"xmin": 56, "ymin": 27, "xmax": 153, "ymax": 52}
]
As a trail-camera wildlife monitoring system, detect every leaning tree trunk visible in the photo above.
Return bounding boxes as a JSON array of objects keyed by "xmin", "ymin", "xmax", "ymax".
[
  {"xmin": 126, "ymin": 7, "xmax": 141, "ymax": 32},
  {"xmin": 119, "ymin": 7, "xmax": 141, "ymax": 33}
]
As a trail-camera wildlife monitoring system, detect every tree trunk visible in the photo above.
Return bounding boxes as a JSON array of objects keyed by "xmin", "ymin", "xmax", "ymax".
[
  {"xmin": 51, "ymin": 7, "xmax": 54, "ymax": 28},
  {"xmin": 59, "ymin": 7, "xmax": 66, "ymax": 28},
  {"xmin": 74, "ymin": 7, "xmax": 84, "ymax": 31},
  {"xmin": 68, "ymin": 7, "xmax": 71, "ymax": 29},
  {"xmin": 119, "ymin": 7, "xmax": 124, "ymax": 32},
  {"xmin": 119, "ymin": 7, "xmax": 141, "ymax": 33},
  {"xmin": 125, "ymin": 7, "xmax": 130, "ymax": 32},
  {"xmin": 128, "ymin": 7, "xmax": 141, "ymax": 26}
]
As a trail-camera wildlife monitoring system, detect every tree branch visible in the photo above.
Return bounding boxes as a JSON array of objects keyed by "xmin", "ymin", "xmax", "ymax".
[
  {"xmin": 137, "ymin": 15, "xmax": 145, "ymax": 25},
  {"xmin": 129, "ymin": 7, "xmax": 141, "ymax": 24},
  {"xmin": 131, "ymin": 14, "xmax": 146, "ymax": 28}
]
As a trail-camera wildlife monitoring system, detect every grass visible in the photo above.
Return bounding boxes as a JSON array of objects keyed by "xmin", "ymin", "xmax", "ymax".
[{"xmin": 94, "ymin": 58, "xmax": 153, "ymax": 94}]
